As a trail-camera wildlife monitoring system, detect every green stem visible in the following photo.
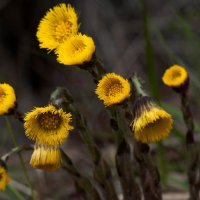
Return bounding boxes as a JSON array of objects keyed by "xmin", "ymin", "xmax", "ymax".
[
  {"xmin": 131, "ymin": 74, "xmax": 167, "ymax": 185},
  {"xmin": 5, "ymin": 117, "xmax": 34, "ymax": 200},
  {"xmin": 131, "ymin": 75, "xmax": 147, "ymax": 96},
  {"xmin": 6, "ymin": 185, "xmax": 26, "ymax": 200}
]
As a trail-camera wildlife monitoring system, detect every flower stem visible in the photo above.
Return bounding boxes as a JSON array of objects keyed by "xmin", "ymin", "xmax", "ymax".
[
  {"xmin": 130, "ymin": 75, "xmax": 147, "ymax": 97},
  {"xmin": 129, "ymin": 75, "xmax": 162, "ymax": 200},
  {"xmin": 5, "ymin": 117, "xmax": 34, "ymax": 200},
  {"xmin": 131, "ymin": 74, "xmax": 167, "ymax": 185},
  {"xmin": 7, "ymin": 185, "xmax": 26, "ymax": 200},
  {"xmin": 179, "ymin": 91, "xmax": 199, "ymax": 199}
]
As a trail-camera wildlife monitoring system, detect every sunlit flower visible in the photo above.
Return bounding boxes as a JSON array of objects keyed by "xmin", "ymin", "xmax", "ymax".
[
  {"xmin": 56, "ymin": 33, "xmax": 95, "ymax": 65},
  {"xmin": 0, "ymin": 83, "xmax": 16, "ymax": 116},
  {"xmin": 162, "ymin": 65, "xmax": 188, "ymax": 90},
  {"xmin": 24, "ymin": 105, "xmax": 73, "ymax": 146},
  {"xmin": 30, "ymin": 144, "xmax": 61, "ymax": 171},
  {"xmin": 131, "ymin": 96, "xmax": 173, "ymax": 143},
  {"xmin": 36, "ymin": 3, "xmax": 79, "ymax": 51},
  {"xmin": 95, "ymin": 73, "xmax": 131, "ymax": 106},
  {"xmin": 0, "ymin": 164, "xmax": 10, "ymax": 191}
]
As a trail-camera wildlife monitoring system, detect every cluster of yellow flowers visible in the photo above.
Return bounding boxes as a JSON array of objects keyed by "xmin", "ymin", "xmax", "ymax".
[
  {"xmin": 37, "ymin": 3, "xmax": 95, "ymax": 66},
  {"xmin": 0, "ymin": 2, "xmax": 190, "ymax": 191}
]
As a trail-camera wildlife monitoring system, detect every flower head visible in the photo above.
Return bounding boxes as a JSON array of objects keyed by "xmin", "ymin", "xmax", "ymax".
[
  {"xmin": 36, "ymin": 3, "xmax": 79, "ymax": 51},
  {"xmin": 95, "ymin": 73, "xmax": 131, "ymax": 106},
  {"xmin": 24, "ymin": 105, "xmax": 73, "ymax": 146},
  {"xmin": 131, "ymin": 96, "xmax": 173, "ymax": 143},
  {"xmin": 162, "ymin": 65, "xmax": 188, "ymax": 91},
  {"xmin": 0, "ymin": 164, "xmax": 10, "ymax": 191},
  {"xmin": 0, "ymin": 83, "xmax": 16, "ymax": 115},
  {"xmin": 30, "ymin": 144, "xmax": 61, "ymax": 171},
  {"xmin": 56, "ymin": 33, "xmax": 95, "ymax": 65}
]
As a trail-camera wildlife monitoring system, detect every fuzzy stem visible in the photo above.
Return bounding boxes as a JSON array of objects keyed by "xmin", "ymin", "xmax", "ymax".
[
  {"xmin": 130, "ymin": 75, "xmax": 162, "ymax": 200},
  {"xmin": 180, "ymin": 91, "xmax": 199, "ymax": 200},
  {"xmin": 60, "ymin": 149, "xmax": 101, "ymax": 200},
  {"xmin": 50, "ymin": 88, "xmax": 118, "ymax": 199},
  {"xmin": 5, "ymin": 117, "xmax": 34, "ymax": 200},
  {"xmin": 86, "ymin": 58, "xmax": 141, "ymax": 200}
]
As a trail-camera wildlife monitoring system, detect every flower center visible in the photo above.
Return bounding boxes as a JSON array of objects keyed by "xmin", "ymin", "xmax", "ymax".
[
  {"xmin": 171, "ymin": 70, "xmax": 181, "ymax": 80},
  {"xmin": 0, "ymin": 89, "xmax": 6, "ymax": 103},
  {"xmin": 108, "ymin": 83, "xmax": 123, "ymax": 97},
  {"xmin": 0, "ymin": 172, "xmax": 2, "ymax": 180},
  {"xmin": 71, "ymin": 39, "xmax": 86, "ymax": 54},
  {"xmin": 54, "ymin": 21, "xmax": 72, "ymax": 42},
  {"xmin": 38, "ymin": 112, "xmax": 61, "ymax": 130}
]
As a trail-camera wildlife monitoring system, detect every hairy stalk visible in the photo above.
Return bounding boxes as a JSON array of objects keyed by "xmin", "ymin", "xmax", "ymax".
[
  {"xmin": 116, "ymin": 139, "xmax": 141, "ymax": 200},
  {"xmin": 179, "ymin": 90, "xmax": 199, "ymax": 200},
  {"xmin": 72, "ymin": 107, "xmax": 118, "ymax": 200},
  {"xmin": 140, "ymin": 0, "xmax": 167, "ymax": 185},
  {"xmin": 60, "ymin": 149, "xmax": 101, "ymax": 200},
  {"xmin": 5, "ymin": 117, "xmax": 34, "ymax": 200},
  {"xmin": 51, "ymin": 88, "xmax": 118, "ymax": 200},
  {"xmin": 130, "ymin": 75, "xmax": 162, "ymax": 200},
  {"xmin": 84, "ymin": 58, "xmax": 141, "ymax": 200}
]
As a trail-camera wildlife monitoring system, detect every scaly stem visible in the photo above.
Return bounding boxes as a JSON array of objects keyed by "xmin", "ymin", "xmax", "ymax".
[
  {"xmin": 130, "ymin": 75, "xmax": 162, "ymax": 200},
  {"xmin": 131, "ymin": 74, "xmax": 167, "ymax": 185},
  {"xmin": 180, "ymin": 91, "xmax": 199, "ymax": 200},
  {"xmin": 5, "ymin": 117, "xmax": 34, "ymax": 200}
]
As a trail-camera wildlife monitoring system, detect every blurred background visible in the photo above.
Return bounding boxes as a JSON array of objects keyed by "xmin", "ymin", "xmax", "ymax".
[{"xmin": 0, "ymin": 0, "xmax": 200, "ymax": 199}]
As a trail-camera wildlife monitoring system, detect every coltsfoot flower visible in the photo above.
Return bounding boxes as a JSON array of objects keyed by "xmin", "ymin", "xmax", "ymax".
[
  {"xmin": 30, "ymin": 144, "xmax": 61, "ymax": 171},
  {"xmin": 56, "ymin": 33, "xmax": 95, "ymax": 65},
  {"xmin": 36, "ymin": 3, "xmax": 79, "ymax": 51},
  {"xmin": 162, "ymin": 65, "xmax": 189, "ymax": 91},
  {"xmin": 24, "ymin": 105, "xmax": 73, "ymax": 146},
  {"xmin": 95, "ymin": 73, "xmax": 131, "ymax": 106},
  {"xmin": 0, "ymin": 83, "xmax": 16, "ymax": 115},
  {"xmin": 131, "ymin": 96, "xmax": 173, "ymax": 143},
  {"xmin": 0, "ymin": 163, "xmax": 10, "ymax": 191}
]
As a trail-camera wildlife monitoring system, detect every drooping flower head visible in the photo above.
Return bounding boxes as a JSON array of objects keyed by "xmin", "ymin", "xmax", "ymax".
[
  {"xmin": 36, "ymin": 3, "xmax": 79, "ymax": 51},
  {"xmin": 30, "ymin": 144, "xmax": 61, "ymax": 171},
  {"xmin": 24, "ymin": 105, "xmax": 73, "ymax": 146},
  {"xmin": 56, "ymin": 33, "xmax": 95, "ymax": 66},
  {"xmin": 0, "ymin": 162, "xmax": 10, "ymax": 191},
  {"xmin": 0, "ymin": 83, "xmax": 16, "ymax": 116},
  {"xmin": 131, "ymin": 96, "xmax": 173, "ymax": 143},
  {"xmin": 95, "ymin": 73, "xmax": 131, "ymax": 107},
  {"xmin": 162, "ymin": 65, "xmax": 189, "ymax": 91}
]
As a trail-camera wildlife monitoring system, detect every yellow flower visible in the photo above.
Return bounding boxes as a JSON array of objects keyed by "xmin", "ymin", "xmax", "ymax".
[
  {"xmin": 131, "ymin": 96, "xmax": 173, "ymax": 143},
  {"xmin": 0, "ymin": 165, "xmax": 10, "ymax": 191},
  {"xmin": 95, "ymin": 73, "xmax": 131, "ymax": 106},
  {"xmin": 36, "ymin": 3, "xmax": 79, "ymax": 51},
  {"xmin": 56, "ymin": 33, "xmax": 95, "ymax": 65},
  {"xmin": 24, "ymin": 105, "xmax": 73, "ymax": 146},
  {"xmin": 162, "ymin": 65, "xmax": 188, "ymax": 89},
  {"xmin": 0, "ymin": 83, "xmax": 16, "ymax": 115},
  {"xmin": 30, "ymin": 144, "xmax": 61, "ymax": 171}
]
